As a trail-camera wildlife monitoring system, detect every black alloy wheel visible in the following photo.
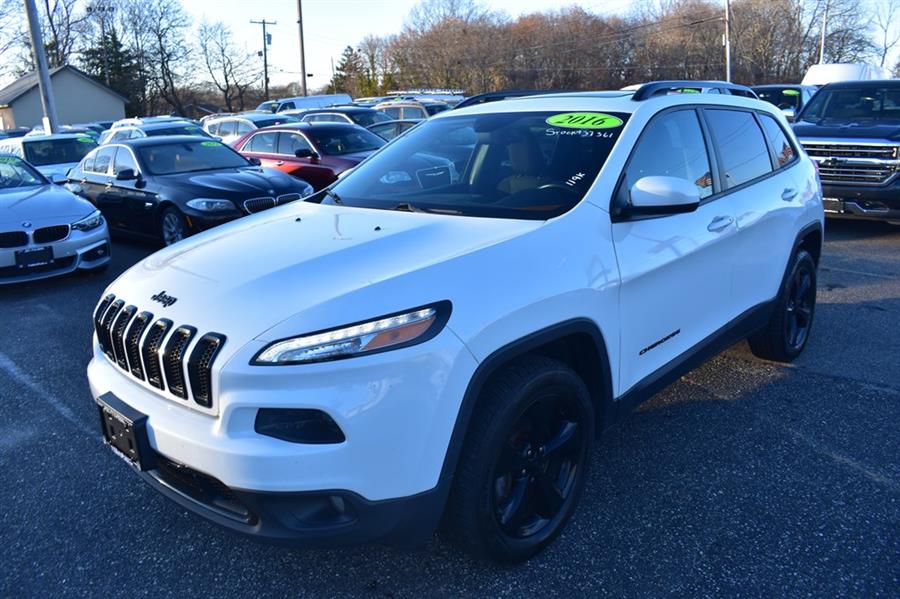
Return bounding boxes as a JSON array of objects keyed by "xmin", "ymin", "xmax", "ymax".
[
  {"xmin": 784, "ymin": 260, "xmax": 815, "ymax": 351},
  {"xmin": 443, "ymin": 355, "xmax": 595, "ymax": 563},
  {"xmin": 748, "ymin": 248, "xmax": 817, "ymax": 362},
  {"xmin": 492, "ymin": 390, "xmax": 586, "ymax": 539}
]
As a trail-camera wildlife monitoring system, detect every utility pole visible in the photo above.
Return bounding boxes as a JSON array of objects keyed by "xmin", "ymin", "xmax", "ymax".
[
  {"xmin": 723, "ymin": 0, "xmax": 732, "ymax": 82},
  {"xmin": 819, "ymin": 0, "xmax": 830, "ymax": 64},
  {"xmin": 251, "ymin": 19, "xmax": 277, "ymax": 100},
  {"xmin": 297, "ymin": 0, "xmax": 307, "ymax": 96},
  {"xmin": 23, "ymin": 0, "xmax": 59, "ymax": 133}
]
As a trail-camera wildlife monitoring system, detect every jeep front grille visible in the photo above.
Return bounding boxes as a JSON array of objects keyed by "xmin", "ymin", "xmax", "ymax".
[
  {"xmin": 801, "ymin": 141, "xmax": 900, "ymax": 185},
  {"xmin": 162, "ymin": 326, "xmax": 196, "ymax": 399},
  {"xmin": 93, "ymin": 295, "xmax": 227, "ymax": 410}
]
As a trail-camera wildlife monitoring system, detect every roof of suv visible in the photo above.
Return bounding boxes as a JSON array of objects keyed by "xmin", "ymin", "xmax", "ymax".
[
  {"xmin": 817, "ymin": 79, "xmax": 900, "ymax": 89},
  {"xmin": 301, "ymin": 106, "xmax": 383, "ymax": 114},
  {"xmin": 444, "ymin": 86, "xmax": 774, "ymax": 118}
]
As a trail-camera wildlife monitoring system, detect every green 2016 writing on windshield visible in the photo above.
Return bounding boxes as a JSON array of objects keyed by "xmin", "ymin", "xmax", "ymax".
[{"xmin": 546, "ymin": 112, "xmax": 623, "ymax": 129}]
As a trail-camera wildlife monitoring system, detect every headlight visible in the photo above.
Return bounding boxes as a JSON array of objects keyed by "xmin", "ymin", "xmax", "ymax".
[
  {"xmin": 186, "ymin": 198, "xmax": 236, "ymax": 211},
  {"xmin": 300, "ymin": 181, "xmax": 314, "ymax": 197},
  {"xmin": 252, "ymin": 302, "xmax": 450, "ymax": 365},
  {"xmin": 72, "ymin": 210, "xmax": 104, "ymax": 231}
]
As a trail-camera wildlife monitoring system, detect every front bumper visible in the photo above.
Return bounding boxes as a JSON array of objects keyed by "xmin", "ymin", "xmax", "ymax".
[
  {"xmin": 0, "ymin": 223, "xmax": 110, "ymax": 284},
  {"xmin": 87, "ymin": 326, "xmax": 478, "ymax": 545},
  {"xmin": 140, "ymin": 452, "xmax": 449, "ymax": 547},
  {"xmin": 820, "ymin": 181, "xmax": 900, "ymax": 222}
]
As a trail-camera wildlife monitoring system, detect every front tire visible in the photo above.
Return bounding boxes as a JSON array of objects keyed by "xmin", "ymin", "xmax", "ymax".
[
  {"xmin": 748, "ymin": 249, "xmax": 817, "ymax": 362},
  {"xmin": 160, "ymin": 207, "xmax": 188, "ymax": 246},
  {"xmin": 443, "ymin": 355, "xmax": 595, "ymax": 563}
]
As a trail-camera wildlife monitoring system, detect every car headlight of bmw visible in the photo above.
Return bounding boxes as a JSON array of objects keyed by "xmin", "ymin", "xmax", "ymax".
[
  {"xmin": 252, "ymin": 302, "xmax": 451, "ymax": 365},
  {"xmin": 71, "ymin": 209, "xmax": 104, "ymax": 231},
  {"xmin": 186, "ymin": 198, "xmax": 237, "ymax": 212}
]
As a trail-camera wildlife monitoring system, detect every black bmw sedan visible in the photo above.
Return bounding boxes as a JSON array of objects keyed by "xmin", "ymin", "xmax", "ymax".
[{"xmin": 65, "ymin": 136, "xmax": 314, "ymax": 245}]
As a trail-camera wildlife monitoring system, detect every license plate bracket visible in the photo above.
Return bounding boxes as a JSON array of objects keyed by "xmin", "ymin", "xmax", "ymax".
[
  {"xmin": 96, "ymin": 392, "xmax": 155, "ymax": 471},
  {"xmin": 15, "ymin": 246, "xmax": 53, "ymax": 268}
]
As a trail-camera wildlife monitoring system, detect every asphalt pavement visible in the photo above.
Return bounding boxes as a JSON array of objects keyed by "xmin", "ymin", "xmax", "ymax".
[{"xmin": 1, "ymin": 221, "xmax": 898, "ymax": 597}]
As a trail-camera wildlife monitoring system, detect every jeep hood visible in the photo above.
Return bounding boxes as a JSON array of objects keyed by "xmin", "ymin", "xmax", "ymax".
[{"xmin": 107, "ymin": 201, "xmax": 540, "ymax": 343}]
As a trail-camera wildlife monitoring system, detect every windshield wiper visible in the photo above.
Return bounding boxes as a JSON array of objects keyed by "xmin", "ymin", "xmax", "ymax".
[
  {"xmin": 392, "ymin": 202, "xmax": 425, "ymax": 213},
  {"xmin": 324, "ymin": 188, "xmax": 344, "ymax": 205}
]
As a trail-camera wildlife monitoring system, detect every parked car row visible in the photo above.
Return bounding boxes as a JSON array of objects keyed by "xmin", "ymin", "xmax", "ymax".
[{"xmin": 7, "ymin": 68, "xmax": 898, "ymax": 286}]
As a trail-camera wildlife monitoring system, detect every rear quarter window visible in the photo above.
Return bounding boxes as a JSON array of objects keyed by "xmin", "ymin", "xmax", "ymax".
[{"xmin": 758, "ymin": 114, "xmax": 796, "ymax": 168}]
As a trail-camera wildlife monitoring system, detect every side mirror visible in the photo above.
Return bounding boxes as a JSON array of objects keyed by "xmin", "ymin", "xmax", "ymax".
[
  {"xmin": 628, "ymin": 176, "xmax": 700, "ymax": 216},
  {"xmin": 294, "ymin": 148, "xmax": 319, "ymax": 159},
  {"xmin": 247, "ymin": 157, "xmax": 262, "ymax": 166},
  {"xmin": 50, "ymin": 173, "xmax": 67, "ymax": 184},
  {"xmin": 781, "ymin": 107, "xmax": 796, "ymax": 122},
  {"xmin": 115, "ymin": 168, "xmax": 138, "ymax": 181}
]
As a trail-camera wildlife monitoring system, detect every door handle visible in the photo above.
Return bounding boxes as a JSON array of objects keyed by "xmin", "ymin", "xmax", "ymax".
[
  {"xmin": 275, "ymin": 161, "xmax": 284, "ymax": 166},
  {"xmin": 781, "ymin": 188, "xmax": 798, "ymax": 201},
  {"xmin": 707, "ymin": 215, "xmax": 734, "ymax": 232}
]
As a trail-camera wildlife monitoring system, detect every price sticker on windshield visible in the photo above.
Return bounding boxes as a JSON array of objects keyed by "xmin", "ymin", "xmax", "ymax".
[
  {"xmin": 200, "ymin": 141, "xmax": 221, "ymax": 147},
  {"xmin": 546, "ymin": 112, "xmax": 623, "ymax": 129},
  {"xmin": 782, "ymin": 89, "xmax": 800, "ymax": 96},
  {"xmin": 76, "ymin": 137, "xmax": 93, "ymax": 143}
]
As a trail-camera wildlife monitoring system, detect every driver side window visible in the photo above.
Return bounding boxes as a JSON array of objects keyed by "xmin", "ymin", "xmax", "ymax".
[
  {"xmin": 622, "ymin": 110, "xmax": 713, "ymax": 203},
  {"xmin": 277, "ymin": 133, "xmax": 312, "ymax": 156}
]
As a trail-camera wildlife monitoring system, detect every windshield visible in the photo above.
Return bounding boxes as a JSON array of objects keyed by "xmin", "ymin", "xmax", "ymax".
[
  {"xmin": 755, "ymin": 87, "xmax": 802, "ymax": 111},
  {"xmin": 257, "ymin": 101, "xmax": 278, "ymax": 113},
  {"xmin": 305, "ymin": 127, "xmax": 386, "ymax": 155},
  {"xmin": 327, "ymin": 111, "xmax": 628, "ymax": 219},
  {"xmin": 353, "ymin": 111, "xmax": 392, "ymax": 127},
  {"xmin": 137, "ymin": 140, "xmax": 250, "ymax": 175},
  {"xmin": 425, "ymin": 104, "xmax": 449, "ymax": 116},
  {"xmin": 23, "ymin": 137, "xmax": 97, "ymax": 166},
  {"xmin": 799, "ymin": 86, "xmax": 900, "ymax": 121},
  {"xmin": 0, "ymin": 155, "xmax": 46, "ymax": 188},
  {"xmin": 146, "ymin": 124, "xmax": 211, "ymax": 137}
]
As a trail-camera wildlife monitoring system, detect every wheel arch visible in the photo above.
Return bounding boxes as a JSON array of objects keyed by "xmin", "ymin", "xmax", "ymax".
[
  {"xmin": 439, "ymin": 319, "xmax": 614, "ymax": 485},
  {"xmin": 795, "ymin": 220, "xmax": 823, "ymax": 266}
]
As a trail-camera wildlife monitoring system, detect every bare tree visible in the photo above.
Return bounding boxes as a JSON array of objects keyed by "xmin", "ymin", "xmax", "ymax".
[
  {"xmin": 874, "ymin": 0, "xmax": 900, "ymax": 67},
  {"xmin": 40, "ymin": 0, "xmax": 90, "ymax": 67},
  {"xmin": 198, "ymin": 21, "xmax": 258, "ymax": 111}
]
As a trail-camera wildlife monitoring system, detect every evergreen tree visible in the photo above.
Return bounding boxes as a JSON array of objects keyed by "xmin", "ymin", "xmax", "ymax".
[
  {"xmin": 80, "ymin": 29, "xmax": 142, "ymax": 115},
  {"xmin": 329, "ymin": 46, "xmax": 367, "ymax": 96}
]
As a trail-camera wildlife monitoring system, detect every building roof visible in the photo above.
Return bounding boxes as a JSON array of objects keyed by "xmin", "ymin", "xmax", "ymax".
[{"xmin": 0, "ymin": 65, "xmax": 128, "ymax": 107}]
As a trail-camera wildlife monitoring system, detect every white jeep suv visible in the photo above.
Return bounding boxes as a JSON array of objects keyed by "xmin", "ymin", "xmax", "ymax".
[{"xmin": 88, "ymin": 81, "xmax": 823, "ymax": 563}]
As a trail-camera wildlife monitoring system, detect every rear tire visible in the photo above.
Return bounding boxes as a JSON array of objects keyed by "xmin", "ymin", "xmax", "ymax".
[
  {"xmin": 747, "ymin": 249, "xmax": 817, "ymax": 362},
  {"xmin": 159, "ymin": 207, "xmax": 188, "ymax": 246},
  {"xmin": 442, "ymin": 355, "xmax": 595, "ymax": 563}
]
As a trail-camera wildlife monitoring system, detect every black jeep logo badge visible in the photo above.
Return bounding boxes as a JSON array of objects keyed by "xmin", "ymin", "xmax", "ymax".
[{"xmin": 151, "ymin": 291, "xmax": 177, "ymax": 308}]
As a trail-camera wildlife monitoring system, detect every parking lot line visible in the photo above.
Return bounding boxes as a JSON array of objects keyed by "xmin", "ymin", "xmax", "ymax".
[{"xmin": 0, "ymin": 351, "xmax": 94, "ymax": 437}]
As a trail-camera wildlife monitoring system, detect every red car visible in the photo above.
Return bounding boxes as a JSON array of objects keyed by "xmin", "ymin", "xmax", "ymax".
[{"xmin": 233, "ymin": 122, "xmax": 385, "ymax": 190}]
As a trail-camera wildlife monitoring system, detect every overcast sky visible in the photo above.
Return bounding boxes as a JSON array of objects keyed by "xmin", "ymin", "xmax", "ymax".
[{"xmin": 182, "ymin": 0, "xmax": 638, "ymax": 90}]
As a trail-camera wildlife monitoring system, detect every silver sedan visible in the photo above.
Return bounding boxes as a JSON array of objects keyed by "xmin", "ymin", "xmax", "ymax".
[{"xmin": 0, "ymin": 154, "xmax": 110, "ymax": 284}]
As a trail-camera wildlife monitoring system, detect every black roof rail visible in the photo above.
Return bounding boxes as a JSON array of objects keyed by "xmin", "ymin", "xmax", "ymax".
[{"xmin": 631, "ymin": 80, "xmax": 758, "ymax": 101}]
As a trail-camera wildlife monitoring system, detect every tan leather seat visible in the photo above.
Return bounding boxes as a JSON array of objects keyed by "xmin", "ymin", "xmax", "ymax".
[{"xmin": 497, "ymin": 141, "xmax": 544, "ymax": 195}]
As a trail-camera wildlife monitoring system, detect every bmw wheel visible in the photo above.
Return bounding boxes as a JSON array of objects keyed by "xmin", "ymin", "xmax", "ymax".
[{"xmin": 160, "ymin": 207, "xmax": 188, "ymax": 246}]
